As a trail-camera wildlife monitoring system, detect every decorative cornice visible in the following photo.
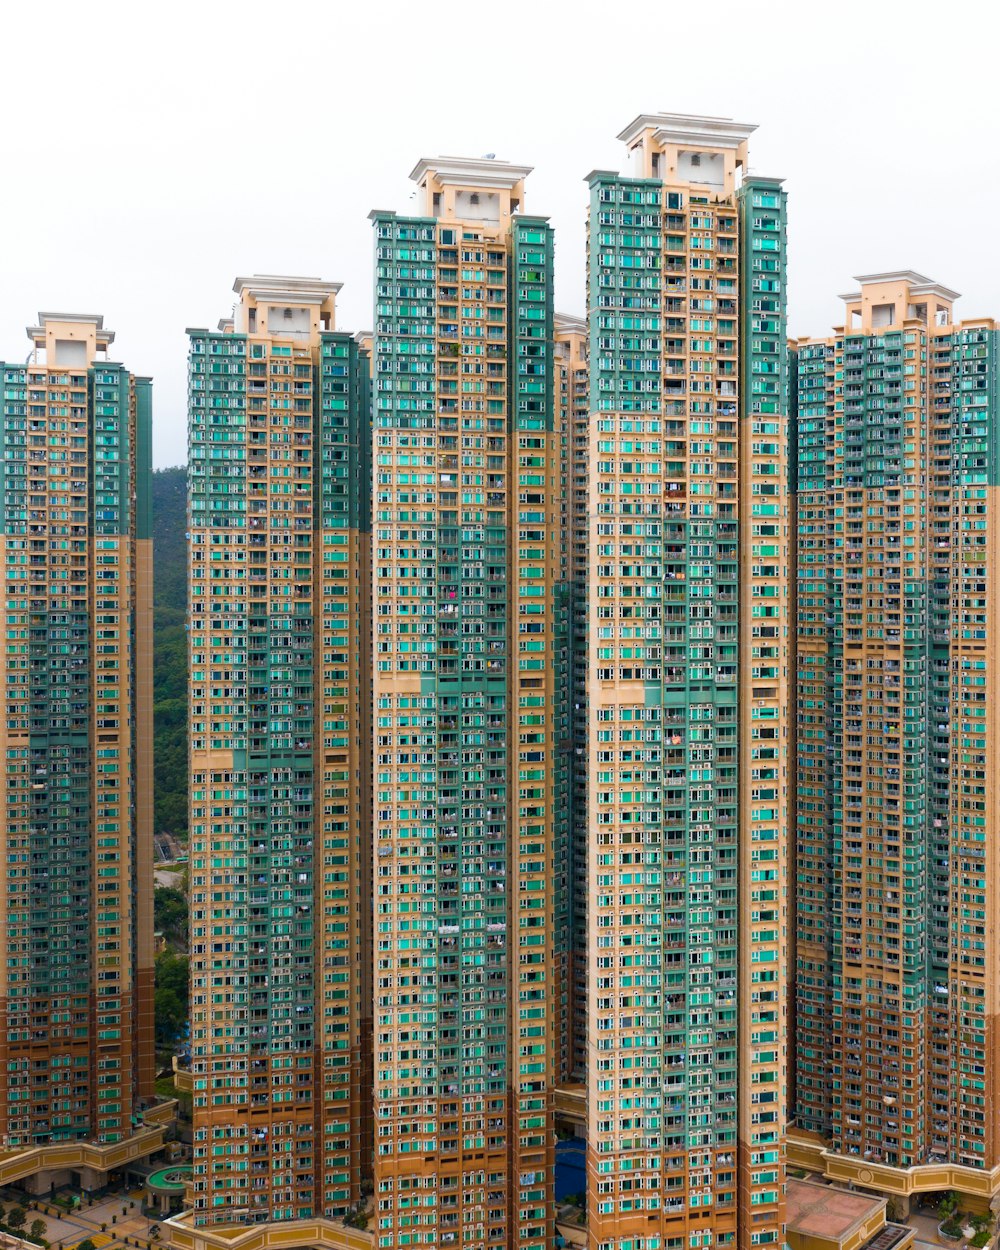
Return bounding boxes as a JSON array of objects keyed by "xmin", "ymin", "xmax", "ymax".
[
  {"xmin": 28, "ymin": 311, "xmax": 115, "ymax": 346},
  {"xmin": 617, "ymin": 112, "xmax": 757, "ymax": 150},
  {"xmin": 233, "ymin": 275, "xmax": 342, "ymax": 303},
  {"xmin": 409, "ymin": 155, "xmax": 532, "ymax": 189},
  {"xmin": 839, "ymin": 271, "xmax": 960, "ymax": 303}
]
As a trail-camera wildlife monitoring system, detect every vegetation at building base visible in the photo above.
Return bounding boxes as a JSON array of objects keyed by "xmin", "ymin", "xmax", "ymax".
[
  {"xmin": 938, "ymin": 1191, "xmax": 964, "ymax": 1239},
  {"xmin": 155, "ymin": 949, "xmax": 190, "ymax": 1047},
  {"xmin": 967, "ymin": 1212, "xmax": 995, "ymax": 1248},
  {"xmin": 932, "ymin": 1191, "xmax": 996, "ymax": 1244},
  {"xmin": 152, "ymin": 469, "xmax": 191, "ymax": 1050},
  {"xmin": 154, "ymin": 886, "xmax": 188, "ymax": 949},
  {"xmin": 0, "ymin": 1204, "xmax": 48, "ymax": 1247},
  {"xmin": 153, "ymin": 466, "xmax": 187, "ymax": 841}
]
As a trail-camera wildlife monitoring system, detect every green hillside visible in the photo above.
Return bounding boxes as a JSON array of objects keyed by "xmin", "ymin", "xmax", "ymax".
[{"xmin": 153, "ymin": 466, "xmax": 187, "ymax": 839}]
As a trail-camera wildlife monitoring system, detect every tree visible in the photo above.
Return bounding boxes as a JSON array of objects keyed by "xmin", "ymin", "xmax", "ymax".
[
  {"xmin": 939, "ymin": 1192, "xmax": 964, "ymax": 1240},
  {"xmin": 155, "ymin": 950, "xmax": 189, "ymax": 1044},
  {"xmin": 8, "ymin": 1206, "xmax": 27, "ymax": 1231},
  {"xmin": 29, "ymin": 1219, "xmax": 46, "ymax": 1242},
  {"xmin": 154, "ymin": 887, "xmax": 188, "ymax": 949},
  {"xmin": 155, "ymin": 986, "xmax": 185, "ymax": 1043},
  {"xmin": 156, "ymin": 949, "xmax": 189, "ymax": 998},
  {"xmin": 77, "ymin": 1240, "xmax": 97, "ymax": 1250}
]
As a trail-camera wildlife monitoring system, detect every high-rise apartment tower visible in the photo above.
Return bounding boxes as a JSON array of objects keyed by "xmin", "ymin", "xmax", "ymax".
[
  {"xmin": 585, "ymin": 115, "xmax": 791, "ymax": 1250},
  {"xmin": 555, "ymin": 313, "xmax": 590, "ymax": 1083},
  {"xmin": 0, "ymin": 314, "xmax": 154, "ymax": 1156},
  {"xmin": 187, "ymin": 278, "xmax": 371, "ymax": 1223},
  {"xmin": 793, "ymin": 272, "xmax": 1000, "ymax": 1200},
  {"xmin": 371, "ymin": 156, "xmax": 568, "ymax": 1250}
]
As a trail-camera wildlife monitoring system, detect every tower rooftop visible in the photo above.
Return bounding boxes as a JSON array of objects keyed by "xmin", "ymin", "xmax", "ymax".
[
  {"xmin": 555, "ymin": 312, "xmax": 587, "ymax": 336},
  {"xmin": 27, "ymin": 311, "xmax": 115, "ymax": 349},
  {"xmin": 610, "ymin": 113, "xmax": 759, "ymax": 191},
  {"xmin": 408, "ymin": 156, "xmax": 531, "ymax": 224},
  {"xmin": 409, "ymin": 155, "xmax": 532, "ymax": 188},
  {"xmin": 232, "ymin": 275, "xmax": 343, "ymax": 304},
  {"xmin": 230, "ymin": 275, "xmax": 340, "ymax": 338},
  {"xmin": 839, "ymin": 270, "xmax": 960, "ymax": 304},
  {"xmin": 616, "ymin": 112, "xmax": 757, "ymax": 149}
]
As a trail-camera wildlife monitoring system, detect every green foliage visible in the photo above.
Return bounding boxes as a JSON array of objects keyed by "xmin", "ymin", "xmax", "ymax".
[
  {"xmin": 78, "ymin": 1240, "xmax": 98, "ymax": 1250},
  {"xmin": 7, "ymin": 1206, "xmax": 27, "ymax": 1231},
  {"xmin": 939, "ymin": 1192, "xmax": 960, "ymax": 1218},
  {"xmin": 153, "ymin": 467, "xmax": 188, "ymax": 839},
  {"xmin": 155, "ymin": 987, "xmax": 185, "ymax": 1043},
  {"xmin": 971, "ymin": 1232, "xmax": 991, "ymax": 1248},
  {"xmin": 0, "ymin": 1220, "xmax": 48, "ymax": 1250},
  {"xmin": 155, "ymin": 950, "xmax": 189, "ymax": 1043},
  {"xmin": 157, "ymin": 949, "xmax": 188, "ymax": 996},
  {"xmin": 0, "ymin": 1223, "xmax": 44, "ymax": 1247},
  {"xmin": 154, "ymin": 887, "xmax": 188, "ymax": 948}
]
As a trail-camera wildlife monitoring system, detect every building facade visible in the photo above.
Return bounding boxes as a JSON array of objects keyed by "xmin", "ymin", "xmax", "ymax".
[
  {"xmin": 370, "ymin": 157, "xmax": 567, "ymax": 1250},
  {"xmin": 186, "ymin": 278, "xmax": 371, "ymax": 1223},
  {"xmin": 585, "ymin": 116, "xmax": 791, "ymax": 1250},
  {"xmin": 555, "ymin": 313, "xmax": 591, "ymax": 1084},
  {"xmin": 0, "ymin": 314, "xmax": 155, "ymax": 1150},
  {"xmin": 793, "ymin": 273, "xmax": 1000, "ymax": 1189}
]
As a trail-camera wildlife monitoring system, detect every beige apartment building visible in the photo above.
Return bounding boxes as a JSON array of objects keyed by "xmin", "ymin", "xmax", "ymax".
[
  {"xmin": 792, "ymin": 272, "xmax": 1000, "ymax": 1209},
  {"xmin": 370, "ymin": 156, "xmax": 567, "ymax": 1250},
  {"xmin": 555, "ymin": 313, "xmax": 591, "ymax": 1086},
  {"xmin": 585, "ymin": 115, "xmax": 791, "ymax": 1250},
  {"xmin": 186, "ymin": 278, "xmax": 372, "ymax": 1223},
  {"xmin": 0, "ymin": 312, "xmax": 156, "ymax": 1186}
]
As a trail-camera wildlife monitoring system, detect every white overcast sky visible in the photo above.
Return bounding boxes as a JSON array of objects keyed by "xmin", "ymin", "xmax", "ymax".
[{"xmin": 2, "ymin": 0, "xmax": 999, "ymax": 468}]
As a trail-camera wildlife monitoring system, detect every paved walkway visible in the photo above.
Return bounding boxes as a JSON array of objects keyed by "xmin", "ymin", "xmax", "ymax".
[
  {"xmin": 908, "ymin": 1211, "xmax": 967, "ymax": 1249},
  {"xmin": 556, "ymin": 1221, "xmax": 587, "ymax": 1248},
  {"xmin": 11, "ymin": 1190, "xmax": 166, "ymax": 1250}
]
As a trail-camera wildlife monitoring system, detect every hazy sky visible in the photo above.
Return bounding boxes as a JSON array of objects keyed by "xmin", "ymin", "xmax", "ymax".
[{"xmin": 3, "ymin": 0, "xmax": 999, "ymax": 468}]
